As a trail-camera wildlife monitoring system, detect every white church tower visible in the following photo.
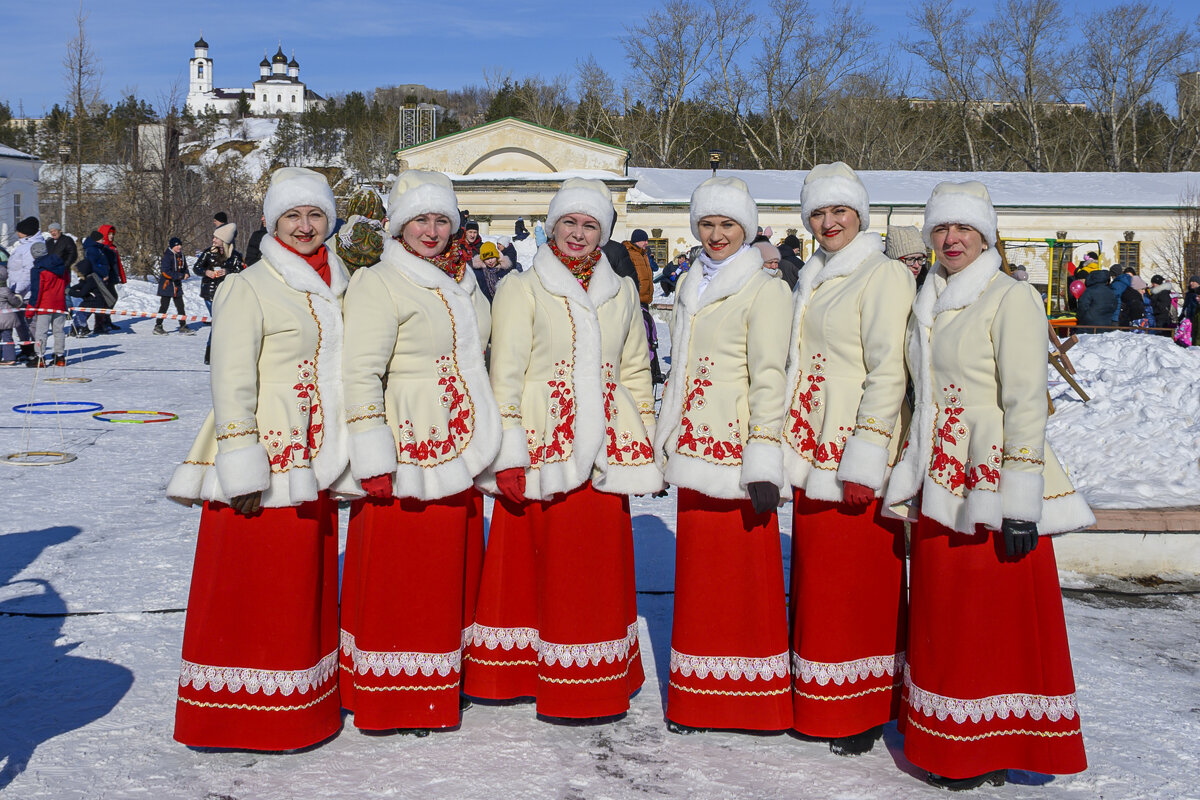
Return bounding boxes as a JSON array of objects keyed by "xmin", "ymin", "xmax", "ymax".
[{"xmin": 189, "ymin": 35, "xmax": 212, "ymax": 97}]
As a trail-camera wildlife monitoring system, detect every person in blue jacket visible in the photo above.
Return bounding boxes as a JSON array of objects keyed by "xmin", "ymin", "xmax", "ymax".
[
  {"xmin": 1076, "ymin": 269, "xmax": 1118, "ymax": 334},
  {"xmin": 155, "ymin": 237, "xmax": 193, "ymax": 335}
]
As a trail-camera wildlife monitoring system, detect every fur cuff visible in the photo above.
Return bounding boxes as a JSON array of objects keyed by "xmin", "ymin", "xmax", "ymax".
[
  {"xmin": 348, "ymin": 426, "xmax": 399, "ymax": 481},
  {"xmin": 492, "ymin": 425, "xmax": 531, "ymax": 473},
  {"xmin": 835, "ymin": 436, "xmax": 889, "ymax": 492},
  {"xmin": 166, "ymin": 462, "xmax": 206, "ymax": 507},
  {"xmin": 214, "ymin": 444, "xmax": 271, "ymax": 499},
  {"xmin": 739, "ymin": 440, "xmax": 783, "ymax": 489},
  {"xmin": 1000, "ymin": 468, "xmax": 1044, "ymax": 523}
]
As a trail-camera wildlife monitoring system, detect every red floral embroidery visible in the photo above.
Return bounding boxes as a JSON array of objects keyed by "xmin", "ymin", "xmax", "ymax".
[
  {"xmin": 966, "ymin": 445, "xmax": 1002, "ymax": 490},
  {"xmin": 930, "ymin": 384, "xmax": 968, "ymax": 490},
  {"xmin": 529, "ymin": 360, "xmax": 576, "ymax": 467},
  {"xmin": 396, "ymin": 356, "xmax": 473, "ymax": 464},
  {"xmin": 265, "ymin": 360, "xmax": 324, "ymax": 470},
  {"xmin": 601, "ymin": 362, "xmax": 654, "ymax": 464},
  {"xmin": 676, "ymin": 357, "xmax": 742, "ymax": 464},
  {"xmin": 787, "ymin": 354, "xmax": 843, "ymax": 463}
]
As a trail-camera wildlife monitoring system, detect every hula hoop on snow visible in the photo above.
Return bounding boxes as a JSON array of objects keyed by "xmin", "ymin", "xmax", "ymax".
[
  {"xmin": 43, "ymin": 376, "xmax": 93, "ymax": 384},
  {"xmin": 92, "ymin": 409, "xmax": 178, "ymax": 424},
  {"xmin": 11, "ymin": 401, "xmax": 103, "ymax": 415},
  {"xmin": 2, "ymin": 451, "xmax": 78, "ymax": 466}
]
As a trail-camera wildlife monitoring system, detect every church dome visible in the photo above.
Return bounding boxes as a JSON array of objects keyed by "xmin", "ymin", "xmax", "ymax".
[
  {"xmin": 272, "ymin": 46, "xmax": 287, "ymax": 64},
  {"xmin": 260, "ymin": 55, "xmax": 271, "ymax": 67},
  {"xmin": 289, "ymin": 56, "xmax": 299, "ymax": 68},
  {"xmin": 194, "ymin": 35, "xmax": 208, "ymax": 48}
]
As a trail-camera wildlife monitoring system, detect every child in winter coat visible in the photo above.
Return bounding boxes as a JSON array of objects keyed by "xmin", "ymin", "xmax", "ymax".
[
  {"xmin": 27, "ymin": 241, "xmax": 68, "ymax": 366},
  {"xmin": 0, "ymin": 265, "xmax": 23, "ymax": 364}
]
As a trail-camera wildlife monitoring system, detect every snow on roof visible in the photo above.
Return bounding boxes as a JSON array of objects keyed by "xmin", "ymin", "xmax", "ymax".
[
  {"xmin": 0, "ymin": 143, "xmax": 39, "ymax": 161},
  {"xmin": 628, "ymin": 167, "xmax": 1200, "ymax": 209},
  {"xmin": 445, "ymin": 169, "xmax": 631, "ymax": 183}
]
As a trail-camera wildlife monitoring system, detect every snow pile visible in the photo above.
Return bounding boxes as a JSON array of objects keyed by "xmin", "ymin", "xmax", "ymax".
[{"xmin": 1047, "ymin": 332, "xmax": 1200, "ymax": 509}]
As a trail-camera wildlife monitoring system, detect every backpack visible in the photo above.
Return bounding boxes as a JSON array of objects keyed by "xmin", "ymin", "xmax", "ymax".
[{"xmin": 1174, "ymin": 317, "xmax": 1193, "ymax": 347}]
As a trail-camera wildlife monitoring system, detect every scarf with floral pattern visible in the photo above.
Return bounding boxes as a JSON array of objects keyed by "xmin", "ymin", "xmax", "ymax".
[
  {"xmin": 400, "ymin": 236, "xmax": 467, "ymax": 282},
  {"xmin": 549, "ymin": 240, "xmax": 601, "ymax": 289}
]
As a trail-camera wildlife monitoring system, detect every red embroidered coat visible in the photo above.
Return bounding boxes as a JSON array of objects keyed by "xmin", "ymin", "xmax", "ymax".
[
  {"xmin": 884, "ymin": 248, "xmax": 1095, "ymax": 534},
  {"xmin": 341, "ymin": 238, "xmax": 502, "ymax": 500},
  {"xmin": 481, "ymin": 244, "xmax": 662, "ymax": 500},
  {"xmin": 781, "ymin": 232, "xmax": 915, "ymax": 501},
  {"xmin": 167, "ymin": 236, "xmax": 355, "ymax": 508},
  {"xmin": 654, "ymin": 247, "xmax": 793, "ymax": 499}
]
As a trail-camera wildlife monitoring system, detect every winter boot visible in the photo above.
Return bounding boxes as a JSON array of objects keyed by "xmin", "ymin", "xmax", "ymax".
[
  {"xmin": 153, "ymin": 322, "xmax": 167, "ymax": 335},
  {"xmin": 829, "ymin": 725, "xmax": 883, "ymax": 756},
  {"xmin": 54, "ymin": 355, "xmax": 67, "ymax": 368},
  {"xmin": 926, "ymin": 770, "xmax": 1007, "ymax": 791},
  {"xmin": 178, "ymin": 324, "xmax": 196, "ymax": 336}
]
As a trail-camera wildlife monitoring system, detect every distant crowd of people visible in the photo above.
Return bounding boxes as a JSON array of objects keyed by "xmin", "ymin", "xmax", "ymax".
[{"xmin": 1069, "ymin": 251, "xmax": 1194, "ymax": 344}]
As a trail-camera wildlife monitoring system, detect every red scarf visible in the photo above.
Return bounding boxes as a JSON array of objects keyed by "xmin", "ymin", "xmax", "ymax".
[
  {"xmin": 276, "ymin": 237, "xmax": 331, "ymax": 286},
  {"xmin": 400, "ymin": 236, "xmax": 467, "ymax": 282},
  {"xmin": 549, "ymin": 240, "xmax": 601, "ymax": 289}
]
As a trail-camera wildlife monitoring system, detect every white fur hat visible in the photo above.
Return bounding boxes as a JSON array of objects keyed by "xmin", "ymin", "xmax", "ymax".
[
  {"xmin": 800, "ymin": 162, "xmax": 871, "ymax": 234},
  {"xmin": 387, "ymin": 169, "xmax": 461, "ymax": 238},
  {"xmin": 689, "ymin": 176, "xmax": 758, "ymax": 240},
  {"xmin": 545, "ymin": 178, "xmax": 614, "ymax": 245},
  {"xmin": 263, "ymin": 167, "xmax": 337, "ymax": 235},
  {"xmin": 922, "ymin": 180, "xmax": 998, "ymax": 247}
]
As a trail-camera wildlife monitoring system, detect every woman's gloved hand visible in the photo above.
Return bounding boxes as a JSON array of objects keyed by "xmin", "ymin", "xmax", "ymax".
[
  {"xmin": 842, "ymin": 481, "xmax": 875, "ymax": 509},
  {"xmin": 361, "ymin": 474, "xmax": 393, "ymax": 500},
  {"xmin": 496, "ymin": 468, "xmax": 527, "ymax": 505},
  {"xmin": 1001, "ymin": 518, "xmax": 1039, "ymax": 558},
  {"xmin": 747, "ymin": 481, "xmax": 780, "ymax": 515}
]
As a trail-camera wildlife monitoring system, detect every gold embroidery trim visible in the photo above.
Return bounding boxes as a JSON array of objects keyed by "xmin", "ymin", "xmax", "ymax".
[
  {"xmin": 793, "ymin": 680, "xmax": 900, "ymax": 701},
  {"xmin": 356, "ymin": 682, "xmax": 460, "ymax": 693},
  {"xmin": 669, "ymin": 682, "xmax": 789, "ymax": 697},
  {"xmin": 854, "ymin": 424, "xmax": 893, "ymax": 439},
  {"xmin": 539, "ymin": 662, "xmax": 632, "ymax": 685},
  {"xmin": 905, "ymin": 714, "xmax": 1081, "ymax": 742},
  {"xmin": 178, "ymin": 684, "xmax": 336, "ymax": 711},
  {"xmin": 462, "ymin": 655, "xmax": 539, "ymax": 667}
]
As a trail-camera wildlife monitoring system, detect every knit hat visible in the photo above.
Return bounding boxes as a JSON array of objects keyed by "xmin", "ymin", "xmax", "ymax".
[
  {"xmin": 1012, "ymin": 266, "xmax": 1029, "ymax": 281},
  {"xmin": 169, "ymin": 237, "xmax": 182, "ymax": 248},
  {"xmin": 263, "ymin": 167, "xmax": 336, "ymax": 235},
  {"xmin": 753, "ymin": 241, "xmax": 780, "ymax": 262},
  {"xmin": 689, "ymin": 176, "xmax": 758, "ymax": 241},
  {"xmin": 800, "ymin": 162, "xmax": 870, "ymax": 234},
  {"xmin": 546, "ymin": 178, "xmax": 615, "ymax": 245},
  {"xmin": 497, "ymin": 235, "xmax": 512, "ymax": 247},
  {"xmin": 1151, "ymin": 274, "xmax": 1165, "ymax": 285},
  {"xmin": 48, "ymin": 221, "xmax": 62, "ymax": 231},
  {"xmin": 214, "ymin": 223, "xmax": 237, "ymax": 245},
  {"xmin": 346, "ymin": 186, "xmax": 386, "ymax": 221},
  {"xmin": 631, "ymin": 228, "xmax": 649, "ymax": 244},
  {"xmin": 386, "ymin": 169, "xmax": 461, "ymax": 238},
  {"xmin": 884, "ymin": 225, "xmax": 925, "ymax": 259},
  {"xmin": 480, "ymin": 242, "xmax": 501, "ymax": 261},
  {"xmin": 464, "ymin": 220, "xmax": 479, "ymax": 231},
  {"xmin": 16, "ymin": 216, "xmax": 39, "ymax": 236},
  {"xmin": 30, "ymin": 241, "xmax": 48, "ymax": 258},
  {"xmin": 1130, "ymin": 275, "xmax": 1148, "ymax": 291},
  {"xmin": 921, "ymin": 180, "xmax": 998, "ymax": 247},
  {"xmin": 214, "ymin": 211, "xmax": 228, "ymax": 225}
]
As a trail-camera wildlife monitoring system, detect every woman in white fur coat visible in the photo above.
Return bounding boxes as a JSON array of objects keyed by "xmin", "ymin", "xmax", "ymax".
[
  {"xmin": 168, "ymin": 167, "xmax": 353, "ymax": 750},
  {"xmin": 781, "ymin": 163, "xmax": 914, "ymax": 755},
  {"xmin": 883, "ymin": 181, "xmax": 1092, "ymax": 790},
  {"xmin": 464, "ymin": 178, "xmax": 661, "ymax": 720},
  {"xmin": 338, "ymin": 170, "xmax": 501, "ymax": 733},
  {"xmin": 653, "ymin": 176, "xmax": 793, "ymax": 733}
]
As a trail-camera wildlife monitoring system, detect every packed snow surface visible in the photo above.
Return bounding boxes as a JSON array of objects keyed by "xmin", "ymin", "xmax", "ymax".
[{"xmin": 0, "ymin": 281, "xmax": 1197, "ymax": 798}]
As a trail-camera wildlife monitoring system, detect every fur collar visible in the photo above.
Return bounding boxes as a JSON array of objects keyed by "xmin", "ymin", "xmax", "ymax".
[
  {"xmin": 914, "ymin": 247, "xmax": 1002, "ymax": 327},
  {"xmin": 258, "ymin": 235, "xmax": 349, "ymax": 301},
  {"xmin": 794, "ymin": 231, "xmax": 883, "ymax": 301},
  {"xmin": 677, "ymin": 245, "xmax": 764, "ymax": 314},
  {"xmin": 531, "ymin": 243, "xmax": 621, "ymax": 309},
  {"xmin": 381, "ymin": 237, "xmax": 478, "ymax": 297}
]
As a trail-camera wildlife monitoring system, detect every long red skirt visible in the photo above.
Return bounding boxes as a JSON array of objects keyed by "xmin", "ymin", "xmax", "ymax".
[
  {"xmin": 339, "ymin": 489, "xmax": 484, "ymax": 730},
  {"xmin": 667, "ymin": 489, "xmax": 792, "ymax": 731},
  {"xmin": 175, "ymin": 495, "xmax": 341, "ymax": 750},
  {"xmin": 900, "ymin": 516, "xmax": 1087, "ymax": 778},
  {"xmin": 464, "ymin": 482, "xmax": 644, "ymax": 718},
  {"xmin": 790, "ymin": 492, "xmax": 907, "ymax": 737}
]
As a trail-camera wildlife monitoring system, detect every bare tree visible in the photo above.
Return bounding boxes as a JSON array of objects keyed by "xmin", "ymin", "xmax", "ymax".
[
  {"xmin": 621, "ymin": 0, "xmax": 713, "ymax": 167},
  {"xmin": 977, "ymin": 0, "xmax": 1069, "ymax": 171},
  {"xmin": 907, "ymin": 0, "xmax": 984, "ymax": 169},
  {"xmin": 62, "ymin": 0, "xmax": 103, "ymax": 221},
  {"xmin": 1152, "ymin": 185, "xmax": 1200, "ymax": 290},
  {"xmin": 574, "ymin": 56, "xmax": 624, "ymax": 145},
  {"xmin": 1074, "ymin": 2, "xmax": 1198, "ymax": 170}
]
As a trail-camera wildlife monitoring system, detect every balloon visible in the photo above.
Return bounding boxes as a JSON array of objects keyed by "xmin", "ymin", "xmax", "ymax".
[{"xmin": 1069, "ymin": 279, "xmax": 1086, "ymax": 299}]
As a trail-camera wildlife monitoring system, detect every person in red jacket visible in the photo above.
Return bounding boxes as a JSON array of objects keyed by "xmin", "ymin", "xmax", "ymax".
[{"xmin": 26, "ymin": 240, "xmax": 69, "ymax": 368}]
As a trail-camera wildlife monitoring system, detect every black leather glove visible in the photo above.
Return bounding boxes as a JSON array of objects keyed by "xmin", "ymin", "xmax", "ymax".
[
  {"xmin": 747, "ymin": 482, "xmax": 780, "ymax": 515},
  {"xmin": 1001, "ymin": 518, "xmax": 1039, "ymax": 558}
]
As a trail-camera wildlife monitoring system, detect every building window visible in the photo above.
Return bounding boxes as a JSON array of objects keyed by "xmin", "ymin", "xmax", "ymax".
[
  {"xmin": 197, "ymin": 62, "xmax": 204, "ymax": 79},
  {"xmin": 291, "ymin": 95, "xmax": 296, "ymax": 103},
  {"xmin": 277, "ymin": 95, "xmax": 281, "ymax": 102},
  {"xmin": 1117, "ymin": 241, "xmax": 1140, "ymax": 272},
  {"xmin": 13, "ymin": 192, "xmax": 21, "ymax": 229},
  {"xmin": 261, "ymin": 95, "xmax": 266, "ymax": 102},
  {"xmin": 648, "ymin": 238, "xmax": 669, "ymax": 268}
]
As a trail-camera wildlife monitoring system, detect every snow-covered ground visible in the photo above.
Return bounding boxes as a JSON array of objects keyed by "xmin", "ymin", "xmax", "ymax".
[{"xmin": 1, "ymin": 281, "xmax": 1197, "ymax": 798}]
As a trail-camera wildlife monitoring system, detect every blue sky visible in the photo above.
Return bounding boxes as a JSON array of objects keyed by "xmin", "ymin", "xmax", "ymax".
[{"xmin": 0, "ymin": 0, "xmax": 1190, "ymax": 116}]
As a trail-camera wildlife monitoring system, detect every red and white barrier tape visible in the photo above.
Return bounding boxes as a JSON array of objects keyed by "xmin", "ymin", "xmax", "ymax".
[{"xmin": 0, "ymin": 306, "xmax": 210, "ymax": 323}]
